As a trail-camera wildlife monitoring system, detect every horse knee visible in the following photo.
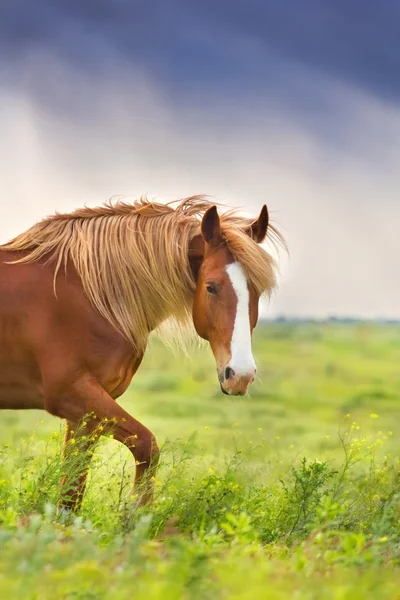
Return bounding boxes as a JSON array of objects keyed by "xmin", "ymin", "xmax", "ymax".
[{"xmin": 134, "ymin": 432, "xmax": 159, "ymax": 469}]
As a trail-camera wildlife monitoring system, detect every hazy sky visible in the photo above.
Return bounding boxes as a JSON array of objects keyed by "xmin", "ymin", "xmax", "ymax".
[{"xmin": 1, "ymin": 1, "xmax": 399, "ymax": 318}]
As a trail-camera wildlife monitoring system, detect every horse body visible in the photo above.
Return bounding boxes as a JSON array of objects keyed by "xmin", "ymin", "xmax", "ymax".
[
  {"xmin": 0, "ymin": 196, "xmax": 283, "ymax": 510},
  {"xmin": 0, "ymin": 250, "xmax": 140, "ymax": 408}
]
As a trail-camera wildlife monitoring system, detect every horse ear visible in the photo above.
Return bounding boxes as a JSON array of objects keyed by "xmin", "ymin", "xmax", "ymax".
[
  {"xmin": 248, "ymin": 204, "xmax": 269, "ymax": 243},
  {"xmin": 201, "ymin": 205, "xmax": 222, "ymax": 246}
]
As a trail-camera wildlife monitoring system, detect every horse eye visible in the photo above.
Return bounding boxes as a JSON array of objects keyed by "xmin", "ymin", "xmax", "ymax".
[{"xmin": 206, "ymin": 284, "xmax": 217, "ymax": 295}]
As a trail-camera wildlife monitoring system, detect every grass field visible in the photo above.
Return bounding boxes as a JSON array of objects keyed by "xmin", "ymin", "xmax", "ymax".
[{"xmin": 1, "ymin": 322, "xmax": 400, "ymax": 599}]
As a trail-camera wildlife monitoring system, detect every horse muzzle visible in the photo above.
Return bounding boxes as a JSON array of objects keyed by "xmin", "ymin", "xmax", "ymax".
[{"xmin": 218, "ymin": 365, "xmax": 256, "ymax": 396}]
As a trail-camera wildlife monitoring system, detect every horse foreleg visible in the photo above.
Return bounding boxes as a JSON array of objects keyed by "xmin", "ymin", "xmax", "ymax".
[
  {"xmin": 59, "ymin": 419, "xmax": 96, "ymax": 513},
  {"xmin": 45, "ymin": 374, "xmax": 159, "ymax": 508}
]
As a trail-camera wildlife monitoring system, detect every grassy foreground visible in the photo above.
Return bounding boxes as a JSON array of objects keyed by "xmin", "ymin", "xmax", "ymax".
[{"xmin": 1, "ymin": 323, "xmax": 400, "ymax": 599}]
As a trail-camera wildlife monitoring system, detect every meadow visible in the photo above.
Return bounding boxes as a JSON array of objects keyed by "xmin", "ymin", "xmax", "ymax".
[{"xmin": 1, "ymin": 322, "xmax": 400, "ymax": 599}]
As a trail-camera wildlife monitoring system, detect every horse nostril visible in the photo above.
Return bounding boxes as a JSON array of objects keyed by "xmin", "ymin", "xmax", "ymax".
[{"xmin": 224, "ymin": 366, "xmax": 235, "ymax": 380}]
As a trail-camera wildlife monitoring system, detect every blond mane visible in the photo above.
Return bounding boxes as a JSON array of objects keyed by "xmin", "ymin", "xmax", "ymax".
[{"xmin": 1, "ymin": 196, "xmax": 284, "ymax": 352}]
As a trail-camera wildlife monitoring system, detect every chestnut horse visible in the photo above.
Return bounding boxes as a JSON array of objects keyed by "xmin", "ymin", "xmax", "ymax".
[{"xmin": 0, "ymin": 196, "xmax": 281, "ymax": 511}]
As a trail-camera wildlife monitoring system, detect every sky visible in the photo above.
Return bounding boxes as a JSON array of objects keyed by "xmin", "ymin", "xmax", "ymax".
[{"xmin": 0, "ymin": 1, "xmax": 399, "ymax": 319}]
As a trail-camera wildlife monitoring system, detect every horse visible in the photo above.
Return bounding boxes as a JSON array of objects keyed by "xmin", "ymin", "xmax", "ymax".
[{"xmin": 0, "ymin": 195, "xmax": 282, "ymax": 511}]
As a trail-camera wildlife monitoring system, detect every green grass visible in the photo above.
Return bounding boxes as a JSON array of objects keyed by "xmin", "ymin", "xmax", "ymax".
[{"xmin": 1, "ymin": 323, "xmax": 400, "ymax": 599}]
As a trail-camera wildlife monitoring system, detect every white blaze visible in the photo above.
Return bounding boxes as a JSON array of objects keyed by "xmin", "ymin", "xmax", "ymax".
[{"xmin": 226, "ymin": 262, "xmax": 256, "ymax": 374}]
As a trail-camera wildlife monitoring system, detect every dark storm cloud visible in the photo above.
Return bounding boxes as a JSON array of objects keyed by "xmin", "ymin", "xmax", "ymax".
[
  {"xmin": 1, "ymin": 0, "xmax": 400, "ymax": 105},
  {"xmin": 189, "ymin": 0, "xmax": 400, "ymax": 103}
]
